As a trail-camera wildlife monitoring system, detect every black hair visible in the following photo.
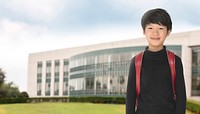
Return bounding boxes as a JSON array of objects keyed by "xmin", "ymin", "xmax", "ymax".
[{"xmin": 141, "ymin": 8, "xmax": 172, "ymax": 31}]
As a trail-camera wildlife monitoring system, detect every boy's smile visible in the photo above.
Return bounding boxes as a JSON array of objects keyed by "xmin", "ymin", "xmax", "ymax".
[{"xmin": 150, "ymin": 37, "xmax": 160, "ymax": 40}]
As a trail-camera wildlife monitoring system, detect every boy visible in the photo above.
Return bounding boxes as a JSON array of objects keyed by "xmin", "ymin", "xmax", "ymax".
[{"xmin": 126, "ymin": 8, "xmax": 186, "ymax": 114}]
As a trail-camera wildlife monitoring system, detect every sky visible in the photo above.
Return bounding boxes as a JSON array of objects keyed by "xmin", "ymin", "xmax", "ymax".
[{"xmin": 1, "ymin": 0, "xmax": 200, "ymax": 91}]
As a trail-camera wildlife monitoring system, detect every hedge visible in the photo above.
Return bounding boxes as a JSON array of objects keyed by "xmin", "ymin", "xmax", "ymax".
[
  {"xmin": 29, "ymin": 96, "xmax": 125, "ymax": 104},
  {"xmin": 0, "ymin": 97, "xmax": 28, "ymax": 104},
  {"xmin": 186, "ymin": 99, "xmax": 200, "ymax": 114},
  {"xmin": 69, "ymin": 96, "xmax": 125, "ymax": 104},
  {"xmin": 30, "ymin": 97, "xmax": 69, "ymax": 103}
]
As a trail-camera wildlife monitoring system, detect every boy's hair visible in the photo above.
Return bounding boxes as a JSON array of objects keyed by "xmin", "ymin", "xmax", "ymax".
[{"xmin": 141, "ymin": 8, "xmax": 172, "ymax": 32}]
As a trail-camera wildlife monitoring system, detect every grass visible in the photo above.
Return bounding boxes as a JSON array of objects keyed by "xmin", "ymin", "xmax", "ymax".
[
  {"xmin": 0, "ymin": 103, "xmax": 125, "ymax": 114},
  {"xmin": 186, "ymin": 110, "xmax": 197, "ymax": 114},
  {"xmin": 0, "ymin": 102, "xmax": 197, "ymax": 114}
]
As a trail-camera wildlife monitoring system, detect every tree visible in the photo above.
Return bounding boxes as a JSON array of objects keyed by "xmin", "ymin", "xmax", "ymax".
[
  {"xmin": 0, "ymin": 82, "xmax": 21, "ymax": 103},
  {"xmin": 0, "ymin": 82, "xmax": 20, "ymax": 98},
  {"xmin": 0, "ymin": 68, "xmax": 5, "ymax": 86},
  {"xmin": 0, "ymin": 68, "xmax": 6, "ymax": 98},
  {"xmin": 0, "ymin": 68, "xmax": 29, "ymax": 103}
]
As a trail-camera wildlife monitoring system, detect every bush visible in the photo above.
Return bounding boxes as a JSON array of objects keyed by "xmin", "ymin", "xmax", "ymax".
[
  {"xmin": 30, "ymin": 97, "xmax": 69, "ymax": 103},
  {"xmin": 69, "ymin": 96, "xmax": 125, "ymax": 104},
  {"xmin": 29, "ymin": 96, "xmax": 125, "ymax": 104},
  {"xmin": 0, "ymin": 91, "xmax": 30, "ymax": 104},
  {"xmin": 186, "ymin": 99, "xmax": 200, "ymax": 114},
  {"xmin": 17, "ymin": 91, "xmax": 30, "ymax": 103}
]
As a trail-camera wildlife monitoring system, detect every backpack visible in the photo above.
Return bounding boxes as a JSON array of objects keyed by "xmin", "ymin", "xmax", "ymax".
[{"xmin": 135, "ymin": 50, "xmax": 176, "ymax": 103}]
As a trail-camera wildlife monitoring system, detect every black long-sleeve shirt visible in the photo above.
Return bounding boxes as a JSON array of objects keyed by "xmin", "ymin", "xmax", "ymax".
[{"xmin": 126, "ymin": 46, "xmax": 186, "ymax": 114}]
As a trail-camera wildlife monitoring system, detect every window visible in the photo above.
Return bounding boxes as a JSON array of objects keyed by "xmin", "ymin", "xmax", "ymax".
[
  {"xmin": 192, "ymin": 47, "xmax": 200, "ymax": 96},
  {"xmin": 86, "ymin": 77, "xmax": 94, "ymax": 90},
  {"xmin": 37, "ymin": 62, "xmax": 42, "ymax": 96},
  {"xmin": 45, "ymin": 60, "xmax": 51, "ymax": 96}
]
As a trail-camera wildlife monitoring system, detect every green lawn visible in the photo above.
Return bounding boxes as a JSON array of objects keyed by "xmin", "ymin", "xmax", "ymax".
[
  {"xmin": 0, "ymin": 103, "xmax": 196, "ymax": 114},
  {"xmin": 0, "ymin": 103, "xmax": 124, "ymax": 114}
]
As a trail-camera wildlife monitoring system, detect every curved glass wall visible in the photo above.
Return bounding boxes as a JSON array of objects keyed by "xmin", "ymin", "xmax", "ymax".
[{"xmin": 69, "ymin": 46, "xmax": 181, "ymax": 97}]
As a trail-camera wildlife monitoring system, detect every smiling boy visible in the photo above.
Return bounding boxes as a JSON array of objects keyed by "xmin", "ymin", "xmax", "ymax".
[{"xmin": 126, "ymin": 8, "xmax": 186, "ymax": 114}]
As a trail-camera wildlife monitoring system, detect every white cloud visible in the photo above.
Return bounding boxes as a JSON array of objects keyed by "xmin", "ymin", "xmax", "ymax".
[
  {"xmin": 108, "ymin": 0, "xmax": 167, "ymax": 12},
  {"xmin": 0, "ymin": 19, "xmax": 48, "ymax": 91},
  {"xmin": 4, "ymin": 0, "xmax": 77, "ymax": 22},
  {"xmin": 172, "ymin": 21, "xmax": 200, "ymax": 33},
  {"xmin": 0, "ymin": 18, "xmax": 47, "ymax": 39}
]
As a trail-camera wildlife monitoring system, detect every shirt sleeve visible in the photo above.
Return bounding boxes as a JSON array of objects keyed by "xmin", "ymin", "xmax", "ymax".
[
  {"xmin": 174, "ymin": 56, "xmax": 187, "ymax": 114},
  {"xmin": 126, "ymin": 58, "xmax": 137, "ymax": 114}
]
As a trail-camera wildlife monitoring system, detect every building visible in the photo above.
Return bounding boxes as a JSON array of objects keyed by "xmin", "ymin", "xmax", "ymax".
[{"xmin": 28, "ymin": 30, "xmax": 200, "ymax": 101}]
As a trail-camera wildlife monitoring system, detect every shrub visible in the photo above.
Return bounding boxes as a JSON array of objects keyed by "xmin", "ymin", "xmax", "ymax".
[
  {"xmin": 69, "ymin": 96, "xmax": 125, "ymax": 104},
  {"xmin": 30, "ymin": 97, "xmax": 69, "ymax": 103},
  {"xmin": 29, "ymin": 96, "xmax": 125, "ymax": 104}
]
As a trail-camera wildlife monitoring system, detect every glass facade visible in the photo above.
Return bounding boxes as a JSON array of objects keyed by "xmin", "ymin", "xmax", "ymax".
[
  {"xmin": 192, "ymin": 47, "xmax": 200, "ymax": 96},
  {"xmin": 69, "ymin": 46, "xmax": 181, "ymax": 97},
  {"xmin": 36, "ymin": 45, "xmax": 182, "ymax": 97}
]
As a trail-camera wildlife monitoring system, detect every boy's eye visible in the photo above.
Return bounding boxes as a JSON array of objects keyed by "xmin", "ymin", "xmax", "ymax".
[{"xmin": 147, "ymin": 27, "xmax": 152, "ymax": 29}]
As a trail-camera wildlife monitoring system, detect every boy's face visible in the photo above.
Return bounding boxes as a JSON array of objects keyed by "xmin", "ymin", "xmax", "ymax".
[{"xmin": 143, "ymin": 23, "xmax": 171, "ymax": 51}]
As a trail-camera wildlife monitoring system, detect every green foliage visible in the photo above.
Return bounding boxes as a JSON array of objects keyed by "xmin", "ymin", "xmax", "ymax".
[
  {"xmin": 69, "ymin": 96, "xmax": 125, "ymax": 104},
  {"xmin": 0, "ymin": 82, "xmax": 29, "ymax": 104},
  {"xmin": 0, "ymin": 68, "xmax": 29, "ymax": 104},
  {"xmin": 18, "ymin": 91, "xmax": 30, "ymax": 103},
  {"xmin": 2, "ymin": 82, "xmax": 20, "ymax": 97},
  {"xmin": 0, "ymin": 68, "xmax": 5, "ymax": 86},
  {"xmin": 186, "ymin": 99, "xmax": 200, "ymax": 114},
  {"xmin": 29, "ymin": 96, "xmax": 125, "ymax": 104},
  {"xmin": 30, "ymin": 97, "xmax": 69, "ymax": 102}
]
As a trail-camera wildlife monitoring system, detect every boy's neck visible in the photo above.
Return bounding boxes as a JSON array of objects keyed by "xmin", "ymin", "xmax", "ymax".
[{"xmin": 148, "ymin": 46, "xmax": 164, "ymax": 52}]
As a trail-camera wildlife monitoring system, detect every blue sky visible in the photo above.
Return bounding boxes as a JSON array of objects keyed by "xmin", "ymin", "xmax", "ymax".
[{"xmin": 0, "ymin": 0, "xmax": 200, "ymax": 91}]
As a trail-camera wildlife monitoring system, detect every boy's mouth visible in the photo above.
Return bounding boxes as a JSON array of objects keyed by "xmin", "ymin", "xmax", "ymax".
[{"xmin": 150, "ymin": 37, "xmax": 160, "ymax": 40}]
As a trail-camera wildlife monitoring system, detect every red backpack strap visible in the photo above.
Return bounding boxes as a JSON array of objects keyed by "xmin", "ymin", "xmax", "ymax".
[
  {"xmin": 135, "ymin": 52, "xmax": 143, "ymax": 99},
  {"xmin": 135, "ymin": 50, "xmax": 176, "ymax": 104},
  {"xmin": 167, "ymin": 50, "xmax": 176, "ymax": 100}
]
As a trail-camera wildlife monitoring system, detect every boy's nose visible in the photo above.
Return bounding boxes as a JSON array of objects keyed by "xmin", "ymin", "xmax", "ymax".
[{"xmin": 152, "ymin": 29, "xmax": 159, "ymax": 35}]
